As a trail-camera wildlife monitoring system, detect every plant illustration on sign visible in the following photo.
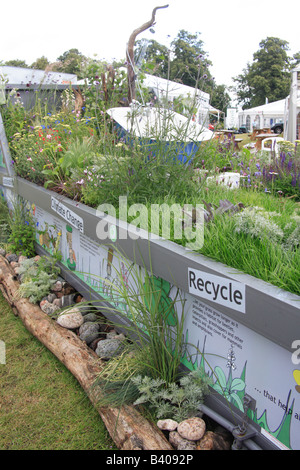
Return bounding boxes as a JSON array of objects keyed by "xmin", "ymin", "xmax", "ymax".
[{"xmin": 211, "ymin": 346, "xmax": 246, "ymax": 411}]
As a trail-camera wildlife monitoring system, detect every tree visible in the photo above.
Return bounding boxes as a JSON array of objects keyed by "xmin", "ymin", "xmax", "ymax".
[
  {"xmin": 53, "ymin": 49, "xmax": 87, "ymax": 78},
  {"xmin": 233, "ymin": 37, "xmax": 292, "ymax": 108},
  {"xmin": 135, "ymin": 39, "xmax": 169, "ymax": 78},
  {"xmin": 4, "ymin": 59, "xmax": 29, "ymax": 68},
  {"xmin": 168, "ymin": 30, "xmax": 213, "ymax": 93},
  {"xmin": 210, "ymin": 84, "xmax": 231, "ymax": 114}
]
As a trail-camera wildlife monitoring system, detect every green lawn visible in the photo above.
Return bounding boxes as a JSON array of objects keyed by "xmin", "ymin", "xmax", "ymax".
[{"xmin": 0, "ymin": 292, "xmax": 117, "ymax": 450}]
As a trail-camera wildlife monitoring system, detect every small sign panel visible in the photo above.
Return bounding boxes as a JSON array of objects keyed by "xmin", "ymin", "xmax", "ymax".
[
  {"xmin": 2, "ymin": 176, "xmax": 14, "ymax": 188},
  {"xmin": 188, "ymin": 267, "xmax": 246, "ymax": 313},
  {"xmin": 51, "ymin": 196, "xmax": 84, "ymax": 233}
]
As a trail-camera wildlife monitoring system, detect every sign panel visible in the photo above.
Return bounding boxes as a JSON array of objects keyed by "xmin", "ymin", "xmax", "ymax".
[
  {"xmin": 2, "ymin": 190, "xmax": 299, "ymax": 450},
  {"xmin": 51, "ymin": 197, "xmax": 84, "ymax": 233},
  {"xmin": 188, "ymin": 268, "xmax": 246, "ymax": 313}
]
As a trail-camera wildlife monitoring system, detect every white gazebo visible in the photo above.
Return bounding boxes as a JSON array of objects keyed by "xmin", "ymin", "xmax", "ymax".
[{"xmin": 238, "ymin": 99, "xmax": 285, "ymax": 132}]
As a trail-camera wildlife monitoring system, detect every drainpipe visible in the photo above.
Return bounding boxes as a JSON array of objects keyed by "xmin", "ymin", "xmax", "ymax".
[{"xmin": 199, "ymin": 394, "xmax": 263, "ymax": 450}]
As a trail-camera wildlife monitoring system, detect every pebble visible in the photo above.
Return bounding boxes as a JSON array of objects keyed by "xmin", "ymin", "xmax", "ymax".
[
  {"xmin": 79, "ymin": 321, "xmax": 100, "ymax": 344},
  {"xmin": 47, "ymin": 293, "xmax": 57, "ymax": 303},
  {"xmin": 95, "ymin": 335, "xmax": 126, "ymax": 359},
  {"xmin": 177, "ymin": 417, "xmax": 206, "ymax": 441},
  {"xmin": 157, "ymin": 419, "xmax": 178, "ymax": 432},
  {"xmin": 6, "ymin": 253, "xmax": 18, "ymax": 263},
  {"xmin": 10, "ymin": 261, "xmax": 19, "ymax": 269},
  {"xmin": 51, "ymin": 280, "xmax": 63, "ymax": 292},
  {"xmin": 169, "ymin": 431, "xmax": 196, "ymax": 450},
  {"xmin": 0, "ymin": 248, "xmax": 6, "ymax": 257},
  {"xmin": 89, "ymin": 337, "xmax": 103, "ymax": 351},
  {"xmin": 61, "ymin": 294, "xmax": 76, "ymax": 307},
  {"xmin": 53, "ymin": 298, "xmax": 62, "ymax": 308},
  {"xmin": 83, "ymin": 312, "xmax": 98, "ymax": 323},
  {"xmin": 56, "ymin": 307, "xmax": 84, "ymax": 329},
  {"xmin": 40, "ymin": 300, "xmax": 60, "ymax": 316}
]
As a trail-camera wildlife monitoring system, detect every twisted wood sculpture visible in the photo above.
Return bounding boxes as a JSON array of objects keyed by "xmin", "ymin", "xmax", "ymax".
[{"xmin": 126, "ymin": 4, "xmax": 169, "ymax": 104}]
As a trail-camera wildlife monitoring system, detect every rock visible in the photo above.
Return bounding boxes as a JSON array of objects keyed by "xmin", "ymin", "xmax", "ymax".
[
  {"xmin": 79, "ymin": 321, "xmax": 100, "ymax": 344},
  {"xmin": 196, "ymin": 431, "xmax": 232, "ymax": 451},
  {"xmin": 61, "ymin": 294, "xmax": 76, "ymax": 307},
  {"xmin": 10, "ymin": 261, "xmax": 19, "ymax": 269},
  {"xmin": 83, "ymin": 312, "xmax": 98, "ymax": 323},
  {"xmin": 47, "ymin": 293, "xmax": 57, "ymax": 303},
  {"xmin": 0, "ymin": 248, "xmax": 6, "ymax": 256},
  {"xmin": 169, "ymin": 431, "xmax": 196, "ymax": 450},
  {"xmin": 56, "ymin": 308, "xmax": 84, "ymax": 329},
  {"xmin": 61, "ymin": 283, "xmax": 76, "ymax": 296},
  {"xmin": 177, "ymin": 417, "xmax": 206, "ymax": 441},
  {"xmin": 40, "ymin": 300, "xmax": 60, "ymax": 316},
  {"xmin": 214, "ymin": 425, "xmax": 233, "ymax": 446},
  {"xmin": 95, "ymin": 336, "xmax": 126, "ymax": 359},
  {"xmin": 106, "ymin": 329, "xmax": 119, "ymax": 339},
  {"xmin": 34, "ymin": 255, "xmax": 41, "ymax": 262},
  {"xmin": 18, "ymin": 255, "xmax": 27, "ymax": 264},
  {"xmin": 177, "ymin": 440, "xmax": 197, "ymax": 450},
  {"xmin": 51, "ymin": 280, "xmax": 63, "ymax": 292},
  {"xmin": 157, "ymin": 419, "xmax": 178, "ymax": 432},
  {"xmin": 53, "ymin": 298, "xmax": 62, "ymax": 308},
  {"xmin": 6, "ymin": 253, "xmax": 18, "ymax": 263},
  {"xmin": 89, "ymin": 337, "xmax": 103, "ymax": 351}
]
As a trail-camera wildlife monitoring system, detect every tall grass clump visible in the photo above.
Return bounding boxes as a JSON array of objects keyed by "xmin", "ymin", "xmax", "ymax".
[{"xmin": 93, "ymin": 248, "xmax": 190, "ymax": 407}]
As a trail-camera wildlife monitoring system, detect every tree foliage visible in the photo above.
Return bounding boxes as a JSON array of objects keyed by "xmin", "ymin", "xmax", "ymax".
[
  {"xmin": 31, "ymin": 56, "xmax": 50, "ymax": 70},
  {"xmin": 53, "ymin": 48, "xmax": 87, "ymax": 78},
  {"xmin": 169, "ymin": 30, "xmax": 213, "ymax": 92},
  {"xmin": 233, "ymin": 37, "xmax": 294, "ymax": 108},
  {"xmin": 4, "ymin": 59, "xmax": 29, "ymax": 68}
]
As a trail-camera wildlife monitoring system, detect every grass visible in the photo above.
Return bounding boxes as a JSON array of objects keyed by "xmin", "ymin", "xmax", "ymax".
[{"xmin": 0, "ymin": 292, "xmax": 117, "ymax": 450}]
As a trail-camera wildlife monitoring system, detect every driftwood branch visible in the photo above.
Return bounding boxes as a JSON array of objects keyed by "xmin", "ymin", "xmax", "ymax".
[
  {"xmin": 0, "ymin": 255, "xmax": 173, "ymax": 451},
  {"xmin": 126, "ymin": 4, "xmax": 169, "ymax": 104}
]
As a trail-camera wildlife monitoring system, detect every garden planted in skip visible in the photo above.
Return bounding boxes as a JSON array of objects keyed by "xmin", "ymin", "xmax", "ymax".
[{"xmin": 1, "ymin": 76, "xmax": 300, "ymax": 298}]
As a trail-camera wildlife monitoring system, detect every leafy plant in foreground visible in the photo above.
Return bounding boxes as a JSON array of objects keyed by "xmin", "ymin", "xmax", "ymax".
[
  {"xmin": 131, "ymin": 369, "xmax": 212, "ymax": 422},
  {"xmin": 8, "ymin": 199, "xmax": 36, "ymax": 257}
]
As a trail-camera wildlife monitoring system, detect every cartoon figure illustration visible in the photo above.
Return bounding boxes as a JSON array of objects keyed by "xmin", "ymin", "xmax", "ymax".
[
  {"xmin": 293, "ymin": 370, "xmax": 300, "ymax": 393},
  {"xmin": 66, "ymin": 225, "xmax": 76, "ymax": 271},
  {"xmin": 103, "ymin": 247, "xmax": 114, "ymax": 297}
]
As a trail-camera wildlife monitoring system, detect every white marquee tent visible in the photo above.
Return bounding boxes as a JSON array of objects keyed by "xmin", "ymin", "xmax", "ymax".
[{"xmin": 238, "ymin": 99, "xmax": 285, "ymax": 132}]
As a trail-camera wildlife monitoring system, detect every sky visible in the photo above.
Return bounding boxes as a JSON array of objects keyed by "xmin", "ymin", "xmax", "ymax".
[{"xmin": 1, "ymin": 0, "xmax": 299, "ymax": 89}]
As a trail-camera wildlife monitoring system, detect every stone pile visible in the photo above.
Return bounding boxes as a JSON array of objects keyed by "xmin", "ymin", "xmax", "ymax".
[
  {"xmin": 4, "ymin": 250, "xmax": 127, "ymax": 360},
  {"xmin": 157, "ymin": 417, "xmax": 232, "ymax": 450}
]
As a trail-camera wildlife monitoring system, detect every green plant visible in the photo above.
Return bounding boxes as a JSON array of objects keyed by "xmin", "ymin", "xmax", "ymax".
[
  {"xmin": 92, "ymin": 247, "xmax": 190, "ymax": 406},
  {"xmin": 18, "ymin": 270, "xmax": 57, "ymax": 304},
  {"xmin": 17, "ymin": 255, "xmax": 60, "ymax": 303},
  {"xmin": 0, "ymin": 197, "xmax": 11, "ymax": 244},
  {"xmin": 94, "ymin": 347, "xmax": 153, "ymax": 408},
  {"xmin": 8, "ymin": 198, "xmax": 36, "ymax": 257},
  {"xmin": 131, "ymin": 368, "xmax": 212, "ymax": 422}
]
